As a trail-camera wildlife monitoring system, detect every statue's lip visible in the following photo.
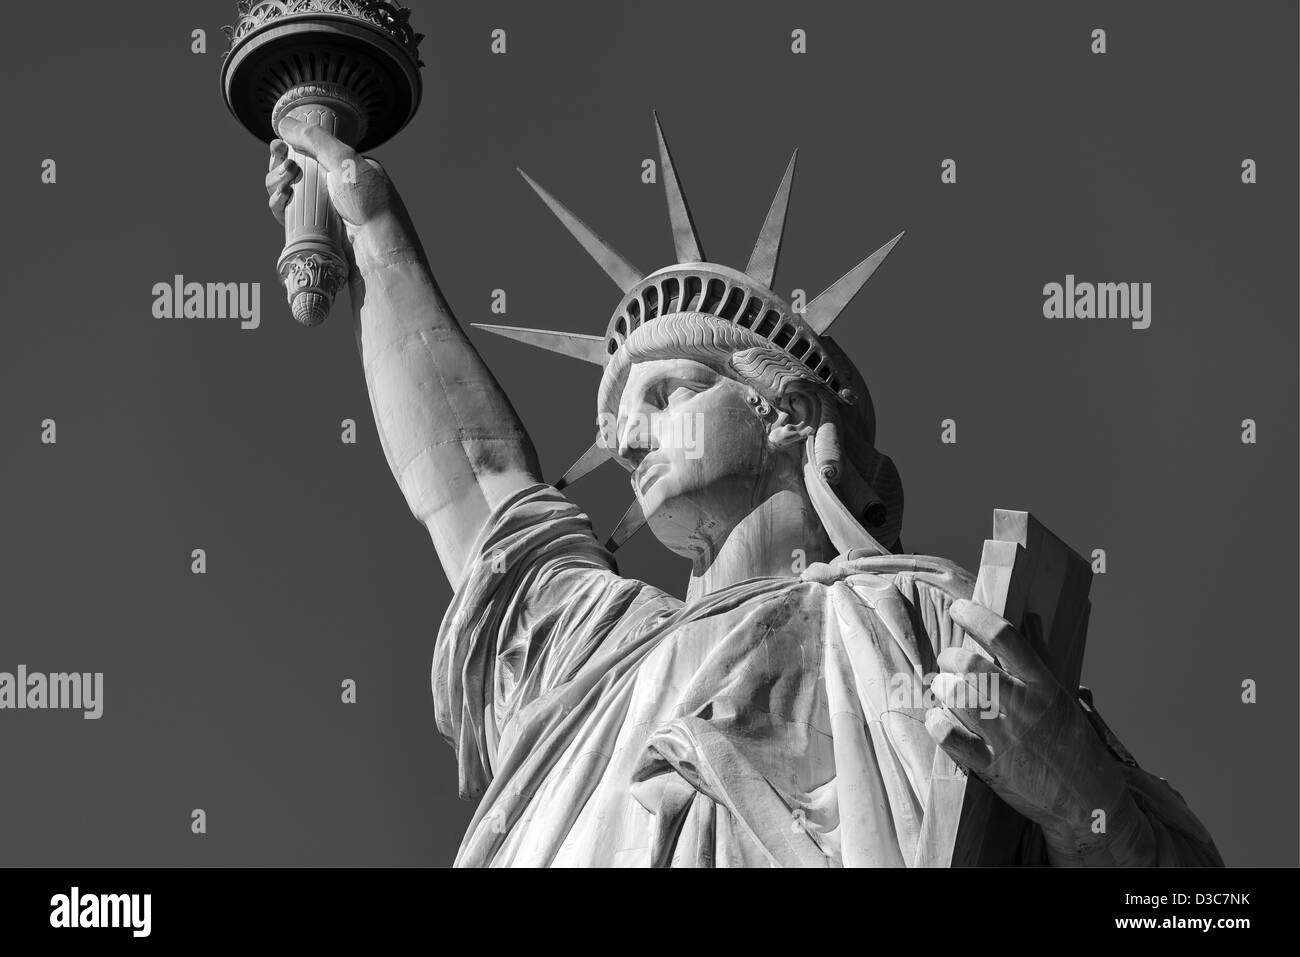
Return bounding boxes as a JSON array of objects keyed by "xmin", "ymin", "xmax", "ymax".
[{"xmin": 635, "ymin": 458, "xmax": 669, "ymax": 492}]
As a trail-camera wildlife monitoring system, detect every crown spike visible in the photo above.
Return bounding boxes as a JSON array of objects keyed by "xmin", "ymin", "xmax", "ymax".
[
  {"xmin": 517, "ymin": 169, "xmax": 644, "ymax": 293},
  {"xmin": 554, "ymin": 439, "xmax": 614, "ymax": 490},
  {"xmin": 605, "ymin": 498, "xmax": 648, "ymax": 552},
  {"xmin": 745, "ymin": 149, "xmax": 798, "ymax": 289},
  {"xmin": 802, "ymin": 231, "xmax": 905, "ymax": 334},
  {"xmin": 652, "ymin": 112, "xmax": 705, "ymax": 263},
  {"xmin": 472, "ymin": 323, "xmax": 608, "ymax": 366}
]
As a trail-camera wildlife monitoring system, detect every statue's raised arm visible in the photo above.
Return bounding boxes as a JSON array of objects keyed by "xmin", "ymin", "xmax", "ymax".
[{"xmin": 267, "ymin": 118, "xmax": 543, "ymax": 587}]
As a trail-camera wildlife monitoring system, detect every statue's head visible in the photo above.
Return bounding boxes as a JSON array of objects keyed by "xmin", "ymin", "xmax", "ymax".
[{"xmin": 477, "ymin": 114, "xmax": 905, "ymax": 559}]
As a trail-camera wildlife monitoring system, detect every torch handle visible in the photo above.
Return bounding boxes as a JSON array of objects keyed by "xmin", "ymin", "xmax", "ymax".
[{"xmin": 275, "ymin": 101, "xmax": 350, "ymax": 327}]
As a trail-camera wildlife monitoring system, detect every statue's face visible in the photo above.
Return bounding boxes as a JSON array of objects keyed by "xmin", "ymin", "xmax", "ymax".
[{"xmin": 612, "ymin": 357, "xmax": 771, "ymax": 558}]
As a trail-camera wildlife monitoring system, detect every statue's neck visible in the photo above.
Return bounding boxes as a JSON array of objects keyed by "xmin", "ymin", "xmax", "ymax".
[{"xmin": 684, "ymin": 484, "xmax": 834, "ymax": 602}]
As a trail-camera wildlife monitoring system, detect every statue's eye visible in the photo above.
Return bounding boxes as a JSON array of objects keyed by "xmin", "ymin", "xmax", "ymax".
[
  {"xmin": 648, "ymin": 377, "xmax": 708, "ymax": 409},
  {"xmin": 665, "ymin": 385, "xmax": 698, "ymax": 405}
]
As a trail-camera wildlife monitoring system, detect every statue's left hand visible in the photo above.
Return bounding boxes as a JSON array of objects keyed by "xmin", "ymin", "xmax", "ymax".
[{"xmin": 924, "ymin": 598, "xmax": 1151, "ymax": 861}]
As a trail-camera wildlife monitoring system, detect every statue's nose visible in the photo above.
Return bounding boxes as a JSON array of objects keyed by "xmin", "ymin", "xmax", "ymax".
[{"xmin": 617, "ymin": 413, "xmax": 658, "ymax": 467}]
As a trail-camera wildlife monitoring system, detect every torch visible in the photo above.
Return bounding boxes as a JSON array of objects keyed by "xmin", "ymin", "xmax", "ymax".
[{"xmin": 220, "ymin": 0, "xmax": 424, "ymax": 326}]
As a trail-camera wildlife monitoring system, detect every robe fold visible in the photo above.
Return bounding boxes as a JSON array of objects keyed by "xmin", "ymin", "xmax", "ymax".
[{"xmin": 433, "ymin": 484, "xmax": 1221, "ymax": 867}]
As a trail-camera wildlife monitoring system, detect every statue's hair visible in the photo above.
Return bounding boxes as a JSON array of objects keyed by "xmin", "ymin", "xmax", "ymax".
[
  {"xmin": 596, "ymin": 311, "xmax": 904, "ymax": 550},
  {"xmin": 728, "ymin": 347, "xmax": 823, "ymax": 401},
  {"xmin": 598, "ymin": 313, "xmax": 825, "ymax": 419}
]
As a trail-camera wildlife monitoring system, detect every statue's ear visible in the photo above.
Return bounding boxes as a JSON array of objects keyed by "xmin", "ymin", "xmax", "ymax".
[{"xmin": 767, "ymin": 388, "xmax": 819, "ymax": 451}]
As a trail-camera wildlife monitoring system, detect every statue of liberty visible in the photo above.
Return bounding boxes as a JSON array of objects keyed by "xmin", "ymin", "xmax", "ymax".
[{"xmin": 262, "ymin": 113, "xmax": 1222, "ymax": 867}]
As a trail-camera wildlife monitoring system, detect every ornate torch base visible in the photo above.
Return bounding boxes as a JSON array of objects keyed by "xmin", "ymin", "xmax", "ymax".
[{"xmin": 272, "ymin": 84, "xmax": 363, "ymax": 326}]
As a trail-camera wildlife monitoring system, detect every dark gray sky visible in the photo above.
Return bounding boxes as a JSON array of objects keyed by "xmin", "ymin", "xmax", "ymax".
[{"xmin": 1, "ymin": 0, "xmax": 1295, "ymax": 866}]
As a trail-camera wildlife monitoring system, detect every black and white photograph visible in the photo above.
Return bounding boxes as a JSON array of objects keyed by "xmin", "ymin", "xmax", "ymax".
[{"xmin": 0, "ymin": 0, "xmax": 1294, "ymax": 940}]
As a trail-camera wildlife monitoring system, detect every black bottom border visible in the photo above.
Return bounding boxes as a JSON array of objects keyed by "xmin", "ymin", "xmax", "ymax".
[{"xmin": 0, "ymin": 865, "xmax": 1276, "ymax": 943}]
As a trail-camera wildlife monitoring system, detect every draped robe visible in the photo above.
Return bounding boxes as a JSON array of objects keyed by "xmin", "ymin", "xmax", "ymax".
[{"xmin": 433, "ymin": 484, "xmax": 1221, "ymax": 867}]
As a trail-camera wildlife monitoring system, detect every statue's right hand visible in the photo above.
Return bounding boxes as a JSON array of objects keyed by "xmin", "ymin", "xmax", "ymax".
[{"xmin": 265, "ymin": 116, "xmax": 396, "ymax": 234}]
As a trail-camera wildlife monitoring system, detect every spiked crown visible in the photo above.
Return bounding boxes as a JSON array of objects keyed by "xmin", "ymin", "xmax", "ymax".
[
  {"xmin": 479, "ymin": 113, "xmax": 901, "ymax": 397},
  {"xmin": 475, "ymin": 114, "xmax": 905, "ymax": 551}
]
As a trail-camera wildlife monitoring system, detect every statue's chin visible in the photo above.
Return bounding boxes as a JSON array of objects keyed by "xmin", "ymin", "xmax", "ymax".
[
  {"xmin": 645, "ymin": 515, "xmax": 709, "ymax": 561},
  {"xmin": 641, "ymin": 483, "xmax": 742, "ymax": 562}
]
